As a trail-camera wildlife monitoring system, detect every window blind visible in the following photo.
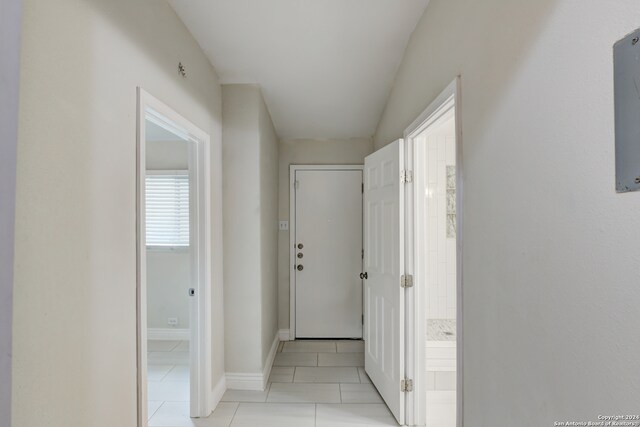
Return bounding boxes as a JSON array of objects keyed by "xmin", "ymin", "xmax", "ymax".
[{"xmin": 145, "ymin": 173, "xmax": 190, "ymax": 247}]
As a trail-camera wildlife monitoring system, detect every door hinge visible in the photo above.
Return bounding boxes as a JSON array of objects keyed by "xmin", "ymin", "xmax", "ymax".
[
  {"xmin": 362, "ymin": 314, "xmax": 364, "ymax": 325},
  {"xmin": 400, "ymin": 274, "xmax": 414, "ymax": 288},
  {"xmin": 361, "ymin": 182, "xmax": 364, "ymax": 193},
  {"xmin": 401, "ymin": 378, "xmax": 414, "ymax": 392},
  {"xmin": 362, "ymin": 249, "xmax": 364, "ymax": 259},
  {"xmin": 400, "ymin": 170, "xmax": 413, "ymax": 184}
]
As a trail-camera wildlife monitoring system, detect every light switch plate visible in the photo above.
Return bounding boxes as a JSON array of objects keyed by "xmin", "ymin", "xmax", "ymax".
[{"xmin": 279, "ymin": 221, "xmax": 289, "ymax": 231}]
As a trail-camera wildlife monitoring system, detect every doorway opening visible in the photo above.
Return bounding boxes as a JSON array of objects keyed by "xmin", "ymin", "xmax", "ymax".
[
  {"xmin": 137, "ymin": 89, "xmax": 213, "ymax": 425},
  {"xmin": 404, "ymin": 78, "xmax": 462, "ymax": 427}
]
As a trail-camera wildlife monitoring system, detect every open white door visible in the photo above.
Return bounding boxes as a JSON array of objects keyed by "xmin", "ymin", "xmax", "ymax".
[{"xmin": 364, "ymin": 139, "xmax": 405, "ymax": 425}]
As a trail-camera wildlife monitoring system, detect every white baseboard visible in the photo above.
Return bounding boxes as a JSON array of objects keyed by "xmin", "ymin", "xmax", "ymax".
[
  {"xmin": 209, "ymin": 374, "xmax": 226, "ymax": 411},
  {"xmin": 148, "ymin": 328, "xmax": 190, "ymax": 341},
  {"xmin": 278, "ymin": 329, "xmax": 290, "ymax": 341},
  {"xmin": 226, "ymin": 333, "xmax": 280, "ymax": 391},
  {"xmin": 261, "ymin": 333, "xmax": 279, "ymax": 389},
  {"xmin": 225, "ymin": 372, "xmax": 265, "ymax": 391}
]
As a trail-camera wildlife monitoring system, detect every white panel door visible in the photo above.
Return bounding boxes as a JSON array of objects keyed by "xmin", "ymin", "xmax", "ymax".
[
  {"xmin": 364, "ymin": 140, "xmax": 405, "ymax": 425},
  {"xmin": 295, "ymin": 169, "xmax": 363, "ymax": 338}
]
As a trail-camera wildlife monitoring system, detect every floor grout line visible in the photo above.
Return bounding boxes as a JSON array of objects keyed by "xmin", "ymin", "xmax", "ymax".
[
  {"xmin": 264, "ymin": 381, "xmax": 272, "ymax": 402},
  {"xmin": 228, "ymin": 400, "xmax": 241, "ymax": 427},
  {"xmin": 147, "ymin": 400, "xmax": 164, "ymax": 422},
  {"xmin": 159, "ymin": 364, "xmax": 178, "ymax": 382}
]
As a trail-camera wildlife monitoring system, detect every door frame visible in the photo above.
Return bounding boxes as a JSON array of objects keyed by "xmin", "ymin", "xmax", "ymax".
[
  {"xmin": 0, "ymin": 0, "xmax": 22, "ymax": 424},
  {"xmin": 288, "ymin": 164, "xmax": 364, "ymax": 341},
  {"xmin": 137, "ymin": 88, "xmax": 213, "ymax": 424},
  {"xmin": 403, "ymin": 78, "xmax": 463, "ymax": 426}
]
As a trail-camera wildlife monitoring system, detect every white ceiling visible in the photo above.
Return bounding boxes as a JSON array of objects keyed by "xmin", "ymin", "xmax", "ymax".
[
  {"xmin": 169, "ymin": 0, "xmax": 429, "ymax": 140},
  {"xmin": 146, "ymin": 119, "xmax": 187, "ymax": 142}
]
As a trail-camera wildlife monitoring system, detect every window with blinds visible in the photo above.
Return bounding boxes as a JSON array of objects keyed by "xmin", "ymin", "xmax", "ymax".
[{"xmin": 145, "ymin": 172, "xmax": 190, "ymax": 247}]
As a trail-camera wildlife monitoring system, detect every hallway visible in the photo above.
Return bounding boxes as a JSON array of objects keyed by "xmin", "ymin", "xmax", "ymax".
[
  {"xmin": 7, "ymin": 1, "xmax": 640, "ymax": 426},
  {"xmin": 147, "ymin": 340, "xmax": 399, "ymax": 426}
]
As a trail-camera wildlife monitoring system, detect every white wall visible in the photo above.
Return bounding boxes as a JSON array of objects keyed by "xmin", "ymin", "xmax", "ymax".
[
  {"xmin": 375, "ymin": 0, "xmax": 640, "ymax": 422},
  {"xmin": 146, "ymin": 139, "xmax": 189, "ymax": 170},
  {"xmin": 147, "ymin": 251, "xmax": 191, "ymax": 329},
  {"xmin": 277, "ymin": 138, "xmax": 374, "ymax": 331},
  {"xmin": 13, "ymin": 1, "xmax": 224, "ymax": 425},
  {"xmin": 222, "ymin": 84, "xmax": 279, "ymax": 378},
  {"xmin": 222, "ymin": 85, "xmax": 262, "ymax": 374},
  {"xmin": 0, "ymin": 0, "xmax": 21, "ymax": 424},
  {"xmin": 259, "ymin": 92, "xmax": 279, "ymax": 367}
]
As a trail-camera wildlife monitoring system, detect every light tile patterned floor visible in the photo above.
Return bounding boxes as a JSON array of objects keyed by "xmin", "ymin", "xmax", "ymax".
[
  {"xmin": 147, "ymin": 339, "xmax": 399, "ymax": 427},
  {"xmin": 147, "ymin": 340, "xmax": 190, "ymax": 425}
]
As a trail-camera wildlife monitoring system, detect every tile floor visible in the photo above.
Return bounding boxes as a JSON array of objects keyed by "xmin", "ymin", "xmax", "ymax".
[
  {"xmin": 147, "ymin": 339, "xmax": 400, "ymax": 427},
  {"xmin": 147, "ymin": 340, "xmax": 191, "ymax": 425}
]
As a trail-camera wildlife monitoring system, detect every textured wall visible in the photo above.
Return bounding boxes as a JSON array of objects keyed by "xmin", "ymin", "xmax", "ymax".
[
  {"xmin": 375, "ymin": 0, "xmax": 640, "ymax": 423},
  {"xmin": 222, "ymin": 84, "xmax": 279, "ymax": 377},
  {"xmin": 13, "ymin": 1, "xmax": 224, "ymax": 425},
  {"xmin": 259, "ymin": 91, "xmax": 279, "ymax": 368}
]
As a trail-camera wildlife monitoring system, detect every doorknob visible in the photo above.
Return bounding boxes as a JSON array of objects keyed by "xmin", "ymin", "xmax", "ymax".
[
  {"xmin": 360, "ymin": 272, "xmax": 368, "ymax": 280},
  {"xmin": 297, "ymin": 253, "xmax": 304, "ymax": 259},
  {"xmin": 297, "ymin": 243, "xmax": 304, "ymax": 249},
  {"xmin": 297, "ymin": 264, "xmax": 304, "ymax": 271}
]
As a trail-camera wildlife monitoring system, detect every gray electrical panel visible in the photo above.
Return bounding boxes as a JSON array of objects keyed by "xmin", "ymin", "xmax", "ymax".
[{"xmin": 614, "ymin": 28, "xmax": 640, "ymax": 193}]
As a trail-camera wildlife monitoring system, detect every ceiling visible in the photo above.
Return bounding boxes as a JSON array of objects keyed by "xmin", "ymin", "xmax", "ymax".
[
  {"xmin": 169, "ymin": 0, "xmax": 429, "ymax": 140},
  {"xmin": 146, "ymin": 119, "xmax": 187, "ymax": 142}
]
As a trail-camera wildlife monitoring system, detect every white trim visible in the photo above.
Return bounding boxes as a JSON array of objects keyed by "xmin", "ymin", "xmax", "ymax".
[
  {"xmin": 137, "ymin": 88, "xmax": 214, "ymax": 424},
  {"xmin": 454, "ymin": 77, "xmax": 464, "ymax": 427},
  {"xmin": 225, "ymin": 333, "xmax": 279, "ymax": 391},
  {"xmin": 403, "ymin": 77, "xmax": 463, "ymax": 427},
  {"xmin": 404, "ymin": 79, "xmax": 457, "ymax": 138},
  {"xmin": 147, "ymin": 328, "xmax": 190, "ymax": 341},
  {"xmin": 288, "ymin": 164, "xmax": 365, "ymax": 340},
  {"xmin": 225, "ymin": 373, "xmax": 265, "ymax": 391},
  {"xmin": 261, "ymin": 333, "xmax": 280, "ymax": 390},
  {"xmin": 209, "ymin": 375, "xmax": 227, "ymax": 412},
  {"xmin": 146, "ymin": 169, "xmax": 189, "ymax": 175},
  {"xmin": 278, "ymin": 329, "xmax": 291, "ymax": 341},
  {"xmin": 0, "ymin": 0, "xmax": 21, "ymax": 423},
  {"xmin": 136, "ymin": 89, "xmax": 149, "ymax": 427}
]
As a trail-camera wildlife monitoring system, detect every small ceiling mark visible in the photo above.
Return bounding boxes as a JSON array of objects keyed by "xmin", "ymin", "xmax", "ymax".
[{"xmin": 178, "ymin": 62, "xmax": 187, "ymax": 78}]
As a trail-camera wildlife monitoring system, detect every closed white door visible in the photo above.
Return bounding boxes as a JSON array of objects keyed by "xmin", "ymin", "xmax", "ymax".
[
  {"xmin": 364, "ymin": 140, "xmax": 405, "ymax": 425},
  {"xmin": 295, "ymin": 169, "xmax": 363, "ymax": 338}
]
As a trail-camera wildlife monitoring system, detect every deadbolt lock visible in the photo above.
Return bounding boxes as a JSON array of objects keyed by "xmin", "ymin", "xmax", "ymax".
[
  {"xmin": 297, "ymin": 253, "xmax": 304, "ymax": 259},
  {"xmin": 297, "ymin": 264, "xmax": 304, "ymax": 271},
  {"xmin": 297, "ymin": 243, "xmax": 304, "ymax": 249}
]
